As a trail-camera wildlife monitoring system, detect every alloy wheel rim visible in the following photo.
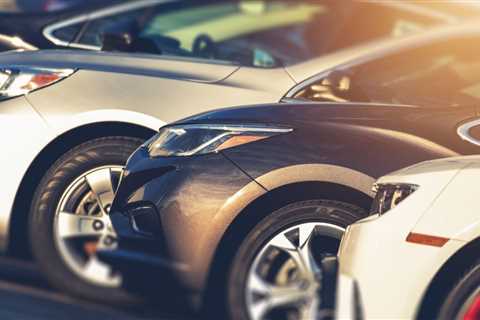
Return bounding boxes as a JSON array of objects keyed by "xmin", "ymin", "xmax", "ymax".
[
  {"xmin": 245, "ymin": 222, "xmax": 345, "ymax": 320},
  {"xmin": 53, "ymin": 165, "xmax": 122, "ymax": 287}
]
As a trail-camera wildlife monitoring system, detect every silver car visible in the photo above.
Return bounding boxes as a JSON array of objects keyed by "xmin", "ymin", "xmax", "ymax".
[{"xmin": 0, "ymin": 18, "xmax": 473, "ymax": 304}]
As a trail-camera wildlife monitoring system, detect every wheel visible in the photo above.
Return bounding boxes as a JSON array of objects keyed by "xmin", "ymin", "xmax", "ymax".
[
  {"xmin": 437, "ymin": 260, "xmax": 480, "ymax": 320},
  {"xmin": 227, "ymin": 200, "xmax": 367, "ymax": 320},
  {"xmin": 29, "ymin": 136, "xmax": 143, "ymax": 304}
]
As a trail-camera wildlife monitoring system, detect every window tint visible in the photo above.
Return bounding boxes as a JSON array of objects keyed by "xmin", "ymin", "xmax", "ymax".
[
  {"xmin": 80, "ymin": 8, "xmax": 146, "ymax": 47},
  {"xmin": 295, "ymin": 37, "xmax": 480, "ymax": 108},
  {"xmin": 52, "ymin": 23, "xmax": 83, "ymax": 43},
  {"xmin": 317, "ymin": 3, "xmax": 437, "ymax": 53},
  {"xmin": 75, "ymin": 1, "xmax": 445, "ymax": 68}
]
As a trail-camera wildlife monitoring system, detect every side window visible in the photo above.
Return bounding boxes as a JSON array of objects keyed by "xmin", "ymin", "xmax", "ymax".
[
  {"xmin": 78, "ymin": 9, "xmax": 146, "ymax": 47},
  {"xmin": 51, "ymin": 23, "xmax": 83, "ymax": 44},
  {"xmin": 295, "ymin": 37, "xmax": 480, "ymax": 108},
  {"xmin": 72, "ymin": 1, "xmax": 328, "ymax": 68},
  {"xmin": 69, "ymin": 1, "xmax": 442, "ymax": 68}
]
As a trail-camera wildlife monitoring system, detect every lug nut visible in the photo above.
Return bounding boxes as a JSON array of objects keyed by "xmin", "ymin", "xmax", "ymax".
[{"xmin": 92, "ymin": 220, "xmax": 104, "ymax": 231}]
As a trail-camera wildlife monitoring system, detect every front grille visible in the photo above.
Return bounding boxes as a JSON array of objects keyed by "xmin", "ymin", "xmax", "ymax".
[{"xmin": 128, "ymin": 203, "xmax": 162, "ymax": 237}]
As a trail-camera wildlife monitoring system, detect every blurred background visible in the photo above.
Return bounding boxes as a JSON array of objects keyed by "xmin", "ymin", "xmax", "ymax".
[{"xmin": 0, "ymin": 0, "xmax": 95, "ymax": 12}]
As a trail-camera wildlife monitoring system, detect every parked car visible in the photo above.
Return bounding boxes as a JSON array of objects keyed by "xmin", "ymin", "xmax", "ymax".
[
  {"xmin": 0, "ymin": 0, "xmax": 466, "ymax": 55},
  {"xmin": 0, "ymin": 22, "xmax": 478, "ymax": 304},
  {"xmin": 99, "ymin": 86, "xmax": 480, "ymax": 319},
  {"xmin": 330, "ymin": 155, "xmax": 480, "ymax": 320}
]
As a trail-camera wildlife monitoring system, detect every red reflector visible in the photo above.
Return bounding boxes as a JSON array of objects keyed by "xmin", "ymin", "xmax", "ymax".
[
  {"xmin": 406, "ymin": 232, "xmax": 449, "ymax": 247},
  {"xmin": 216, "ymin": 135, "xmax": 268, "ymax": 151},
  {"xmin": 20, "ymin": 73, "xmax": 61, "ymax": 92},
  {"xmin": 31, "ymin": 73, "xmax": 61, "ymax": 87}
]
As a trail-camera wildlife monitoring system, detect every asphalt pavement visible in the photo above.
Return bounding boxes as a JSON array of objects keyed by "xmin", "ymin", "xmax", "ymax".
[{"xmin": 0, "ymin": 257, "xmax": 195, "ymax": 320}]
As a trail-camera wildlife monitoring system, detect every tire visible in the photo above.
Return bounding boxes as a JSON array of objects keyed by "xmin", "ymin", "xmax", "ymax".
[
  {"xmin": 29, "ymin": 136, "xmax": 143, "ymax": 305},
  {"xmin": 437, "ymin": 260, "xmax": 480, "ymax": 320},
  {"xmin": 226, "ymin": 200, "xmax": 367, "ymax": 320}
]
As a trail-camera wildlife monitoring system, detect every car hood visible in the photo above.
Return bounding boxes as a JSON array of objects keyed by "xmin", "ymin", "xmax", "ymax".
[
  {"xmin": 379, "ymin": 155, "xmax": 480, "ymax": 186},
  {"xmin": 172, "ymin": 101, "xmax": 418, "ymax": 126},
  {"xmin": 0, "ymin": 49, "xmax": 241, "ymax": 83}
]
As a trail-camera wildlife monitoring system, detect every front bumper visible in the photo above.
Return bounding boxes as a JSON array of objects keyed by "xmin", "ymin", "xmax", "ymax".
[
  {"xmin": 101, "ymin": 146, "xmax": 264, "ymax": 296},
  {"xmin": 98, "ymin": 235, "xmax": 188, "ymax": 297},
  {"xmin": 318, "ymin": 256, "xmax": 363, "ymax": 320},
  {"xmin": 336, "ymin": 215, "xmax": 466, "ymax": 319}
]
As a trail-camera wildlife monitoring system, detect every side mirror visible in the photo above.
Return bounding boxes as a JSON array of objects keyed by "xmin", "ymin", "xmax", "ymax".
[{"xmin": 101, "ymin": 33, "xmax": 133, "ymax": 52}]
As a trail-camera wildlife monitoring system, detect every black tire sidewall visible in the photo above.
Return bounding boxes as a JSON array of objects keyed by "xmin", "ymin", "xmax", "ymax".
[
  {"xmin": 227, "ymin": 199, "xmax": 367, "ymax": 320},
  {"xmin": 29, "ymin": 136, "xmax": 143, "ymax": 305},
  {"xmin": 438, "ymin": 262, "xmax": 480, "ymax": 320}
]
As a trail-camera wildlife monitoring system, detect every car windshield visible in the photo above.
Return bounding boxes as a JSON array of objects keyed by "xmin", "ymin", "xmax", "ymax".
[
  {"xmin": 71, "ymin": 0, "xmax": 446, "ymax": 68},
  {"xmin": 294, "ymin": 36, "xmax": 480, "ymax": 108}
]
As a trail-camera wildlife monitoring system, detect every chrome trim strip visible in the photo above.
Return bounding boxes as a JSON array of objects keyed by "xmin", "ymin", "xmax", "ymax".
[
  {"xmin": 457, "ymin": 119, "xmax": 480, "ymax": 146},
  {"xmin": 43, "ymin": 0, "xmax": 175, "ymax": 49},
  {"xmin": 43, "ymin": 14, "xmax": 90, "ymax": 47},
  {"xmin": 0, "ymin": 65, "xmax": 75, "ymax": 75},
  {"xmin": 168, "ymin": 124, "xmax": 294, "ymax": 133},
  {"xmin": 182, "ymin": 132, "xmax": 233, "ymax": 156}
]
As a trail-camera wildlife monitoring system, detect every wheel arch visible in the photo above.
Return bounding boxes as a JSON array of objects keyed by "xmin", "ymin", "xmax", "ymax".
[
  {"xmin": 8, "ymin": 121, "xmax": 157, "ymax": 257},
  {"xmin": 416, "ymin": 237, "xmax": 480, "ymax": 320},
  {"xmin": 202, "ymin": 164, "xmax": 375, "ymax": 310}
]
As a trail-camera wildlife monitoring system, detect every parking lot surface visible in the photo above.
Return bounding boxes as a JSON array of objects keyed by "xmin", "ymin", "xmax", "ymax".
[{"xmin": 0, "ymin": 257, "xmax": 194, "ymax": 320}]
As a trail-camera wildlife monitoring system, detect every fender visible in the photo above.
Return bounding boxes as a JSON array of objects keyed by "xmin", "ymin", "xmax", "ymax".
[
  {"xmin": 412, "ymin": 163, "xmax": 480, "ymax": 242},
  {"xmin": 1, "ymin": 108, "xmax": 164, "ymax": 253},
  {"xmin": 191, "ymin": 164, "xmax": 375, "ymax": 290},
  {"xmin": 255, "ymin": 163, "xmax": 376, "ymax": 197}
]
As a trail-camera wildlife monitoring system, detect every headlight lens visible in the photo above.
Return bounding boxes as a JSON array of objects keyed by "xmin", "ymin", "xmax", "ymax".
[
  {"xmin": 147, "ymin": 124, "xmax": 292, "ymax": 157},
  {"xmin": 0, "ymin": 66, "xmax": 75, "ymax": 101},
  {"xmin": 370, "ymin": 183, "xmax": 418, "ymax": 215}
]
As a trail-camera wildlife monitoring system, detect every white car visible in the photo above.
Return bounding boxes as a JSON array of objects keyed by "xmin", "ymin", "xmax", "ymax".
[{"xmin": 334, "ymin": 155, "xmax": 480, "ymax": 320}]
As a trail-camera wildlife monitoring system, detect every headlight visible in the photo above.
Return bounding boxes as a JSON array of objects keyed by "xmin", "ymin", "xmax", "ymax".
[
  {"xmin": 0, "ymin": 66, "xmax": 75, "ymax": 101},
  {"xmin": 370, "ymin": 183, "xmax": 418, "ymax": 215},
  {"xmin": 147, "ymin": 124, "xmax": 293, "ymax": 157}
]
